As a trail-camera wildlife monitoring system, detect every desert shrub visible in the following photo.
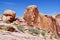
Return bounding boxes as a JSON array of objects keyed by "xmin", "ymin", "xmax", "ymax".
[
  {"xmin": 0, "ymin": 27, "xmax": 9, "ymax": 31},
  {"xmin": 27, "ymin": 27, "xmax": 40, "ymax": 35},
  {"xmin": 16, "ymin": 25, "xmax": 26, "ymax": 33},
  {"xmin": 5, "ymin": 21, "xmax": 11, "ymax": 24},
  {"xmin": 54, "ymin": 34, "xmax": 58, "ymax": 39},
  {"xmin": 40, "ymin": 30, "xmax": 46, "ymax": 36}
]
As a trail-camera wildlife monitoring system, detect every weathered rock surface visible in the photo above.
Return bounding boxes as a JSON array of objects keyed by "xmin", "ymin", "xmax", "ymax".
[
  {"xmin": 55, "ymin": 14, "xmax": 60, "ymax": 37},
  {"xmin": 23, "ymin": 5, "xmax": 57, "ymax": 34},
  {"xmin": 0, "ymin": 30, "xmax": 43, "ymax": 40},
  {"xmin": 2, "ymin": 10, "xmax": 16, "ymax": 22},
  {"xmin": 45, "ymin": 15, "xmax": 57, "ymax": 33},
  {"xmin": 38, "ymin": 15, "xmax": 56, "ymax": 33},
  {"xmin": 23, "ymin": 5, "xmax": 39, "ymax": 26},
  {"xmin": 0, "ymin": 30, "xmax": 59, "ymax": 40}
]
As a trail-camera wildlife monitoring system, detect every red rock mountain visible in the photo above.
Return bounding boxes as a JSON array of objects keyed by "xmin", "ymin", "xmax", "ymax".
[{"xmin": 23, "ymin": 5, "xmax": 56, "ymax": 33}]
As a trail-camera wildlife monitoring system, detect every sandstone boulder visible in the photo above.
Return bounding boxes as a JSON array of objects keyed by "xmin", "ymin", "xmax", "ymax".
[{"xmin": 2, "ymin": 10, "xmax": 16, "ymax": 22}]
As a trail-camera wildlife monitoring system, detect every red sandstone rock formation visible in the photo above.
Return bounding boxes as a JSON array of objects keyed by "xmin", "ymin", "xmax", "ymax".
[
  {"xmin": 55, "ymin": 14, "xmax": 60, "ymax": 37},
  {"xmin": 23, "ymin": 5, "xmax": 39, "ymax": 26},
  {"xmin": 38, "ymin": 15, "xmax": 57, "ymax": 33},
  {"xmin": 2, "ymin": 10, "xmax": 16, "ymax": 22},
  {"xmin": 23, "ymin": 5, "xmax": 57, "ymax": 34}
]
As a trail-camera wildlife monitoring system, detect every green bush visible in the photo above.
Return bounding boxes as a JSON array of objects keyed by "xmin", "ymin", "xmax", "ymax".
[
  {"xmin": 5, "ymin": 21, "xmax": 11, "ymax": 24},
  {"xmin": 54, "ymin": 34, "xmax": 58, "ymax": 39},
  {"xmin": 17, "ymin": 25, "xmax": 25, "ymax": 33},
  {"xmin": 28, "ymin": 27, "xmax": 40, "ymax": 35},
  {"xmin": 40, "ymin": 30, "xmax": 46, "ymax": 36}
]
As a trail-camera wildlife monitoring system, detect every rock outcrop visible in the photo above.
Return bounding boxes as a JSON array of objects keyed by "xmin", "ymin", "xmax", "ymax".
[
  {"xmin": 37, "ymin": 15, "xmax": 57, "ymax": 34},
  {"xmin": 55, "ymin": 14, "xmax": 60, "ymax": 37},
  {"xmin": 23, "ymin": 5, "xmax": 39, "ymax": 26},
  {"xmin": 2, "ymin": 10, "xmax": 16, "ymax": 22},
  {"xmin": 23, "ymin": 5, "xmax": 57, "ymax": 34}
]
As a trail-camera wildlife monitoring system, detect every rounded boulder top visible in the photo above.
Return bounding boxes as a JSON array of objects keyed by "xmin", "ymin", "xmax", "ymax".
[
  {"xmin": 27, "ymin": 5, "xmax": 37, "ymax": 9},
  {"xmin": 4, "ymin": 9, "xmax": 16, "ymax": 15}
]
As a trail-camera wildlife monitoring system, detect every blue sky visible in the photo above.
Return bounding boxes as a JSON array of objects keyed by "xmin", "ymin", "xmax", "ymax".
[{"xmin": 0, "ymin": 0, "xmax": 60, "ymax": 17}]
